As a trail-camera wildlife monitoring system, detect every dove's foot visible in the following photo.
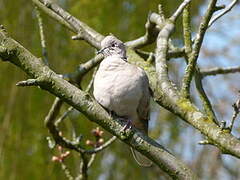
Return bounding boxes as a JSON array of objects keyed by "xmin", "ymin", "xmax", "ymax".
[
  {"xmin": 122, "ymin": 119, "xmax": 132, "ymax": 131},
  {"xmin": 119, "ymin": 119, "xmax": 133, "ymax": 140}
]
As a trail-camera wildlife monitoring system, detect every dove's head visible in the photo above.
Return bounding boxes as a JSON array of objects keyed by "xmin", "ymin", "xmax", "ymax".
[{"xmin": 98, "ymin": 36, "xmax": 126, "ymax": 59}]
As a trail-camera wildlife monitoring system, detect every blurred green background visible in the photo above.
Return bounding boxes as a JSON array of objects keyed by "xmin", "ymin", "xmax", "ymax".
[{"xmin": 1, "ymin": 0, "xmax": 240, "ymax": 179}]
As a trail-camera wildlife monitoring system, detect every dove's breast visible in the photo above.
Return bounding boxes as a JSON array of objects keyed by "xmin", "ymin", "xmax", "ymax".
[{"xmin": 93, "ymin": 56, "xmax": 144, "ymax": 117}]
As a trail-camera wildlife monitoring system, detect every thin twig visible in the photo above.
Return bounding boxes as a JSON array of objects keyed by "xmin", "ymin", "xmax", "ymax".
[
  {"xmin": 125, "ymin": 12, "xmax": 161, "ymax": 49},
  {"xmin": 85, "ymin": 67, "xmax": 98, "ymax": 93},
  {"xmin": 135, "ymin": 47, "xmax": 185, "ymax": 61},
  {"xmin": 66, "ymin": 54, "xmax": 103, "ymax": 85},
  {"xmin": 46, "ymin": 99, "xmax": 116, "ymax": 155},
  {"xmin": 208, "ymin": 0, "xmax": 239, "ymax": 28},
  {"xmin": 32, "ymin": 0, "xmax": 75, "ymax": 32},
  {"xmin": 201, "ymin": 66, "xmax": 240, "ymax": 77},
  {"xmin": 182, "ymin": 4, "xmax": 192, "ymax": 61},
  {"xmin": 61, "ymin": 162, "xmax": 74, "ymax": 180},
  {"xmin": 55, "ymin": 106, "xmax": 74, "ymax": 126},
  {"xmin": 87, "ymin": 154, "xmax": 96, "ymax": 168},
  {"xmin": 35, "ymin": 6, "xmax": 49, "ymax": 65},
  {"xmin": 195, "ymin": 68, "xmax": 218, "ymax": 125},
  {"xmin": 85, "ymin": 136, "xmax": 117, "ymax": 154},
  {"xmin": 170, "ymin": 0, "xmax": 192, "ymax": 22},
  {"xmin": 45, "ymin": 98, "xmax": 86, "ymax": 153},
  {"xmin": 79, "ymin": 153, "xmax": 88, "ymax": 180},
  {"xmin": 229, "ymin": 94, "xmax": 240, "ymax": 131},
  {"xmin": 181, "ymin": 3, "xmax": 218, "ymax": 124},
  {"xmin": 181, "ymin": 0, "xmax": 217, "ymax": 98}
]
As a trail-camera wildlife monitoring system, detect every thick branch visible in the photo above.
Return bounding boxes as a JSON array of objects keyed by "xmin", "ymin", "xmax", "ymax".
[
  {"xmin": 0, "ymin": 28, "xmax": 197, "ymax": 180},
  {"xmin": 124, "ymin": 7, "xmax": 240, "ymax": 160},
  {"xmin": 155, "ymin": 21, "xmax": 180, "ymax": 104},
  {"xmin": 154, "ymin": 0, "xmax": 192, "ymax": 103},
  {"xmin": 129, "ymin": 44, "xmax": 240, "ymax": 160},
  {"xmin": 175, "ymin": 98, "xmax": 240, "ymax": 157}
]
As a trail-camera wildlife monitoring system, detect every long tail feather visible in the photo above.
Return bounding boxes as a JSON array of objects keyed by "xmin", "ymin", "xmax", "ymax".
[{"xmin": 130, "ymin": 147, "xmax": 152, "ymax": 167}]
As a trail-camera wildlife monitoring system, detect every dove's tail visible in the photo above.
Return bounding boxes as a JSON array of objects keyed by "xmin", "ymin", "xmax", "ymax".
[{"xmin": 130, "ymin": 147, "xmax": 153, "ymax": 167}]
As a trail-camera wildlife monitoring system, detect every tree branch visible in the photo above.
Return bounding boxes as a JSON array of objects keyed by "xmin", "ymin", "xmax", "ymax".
[
  {"xmin": 32, "ymin": 0, "xmax": 104, "ymax": 49},
  {"xmin": 0, "ymin": 27, "xmax": 197, "ymax": 180},
  {"xmin": 154, "ymin": 0, "xmax": 192, "ymax": 103},
  {"xmin": 201, "ymin": 66, "xmax": 240, "ymax": 77},
  {"xmin": 35, "ymin": 7, "xmax": 49, "ymax": 65},
  {"xmin": 154, "ymin": 0, "xmax": 192, "ymax": 104},
  {"xmin": 136, "ymin": 1, "xmax": 240, "ymax": 160},
  {"xmin": 182, "ymin": 4, "xmax": 192, "ymax": 63},
  {"xmin": 131, "ymin": 46, "xmax": 240, "ymax": 160},
  {"xmin": 66, "ymin": 54, "xmax": 103, "ymax": 85},
  {"xmin": 181, "ymin": 0, "xmax": 217, "ymax": 97},
  {"xmin": 125, "ymin": 12, "xmax": 163, "ymax": 49},
  {"xmin": 170, "ymin": 0, "xmax": 192, "ymax": 22},
  {"xmin": 194, "ymin": 68, "xmax": 218, "ymax": 124},
  {"xmin": 155, "ymin": 21, "xmax": 180, "ymax": 103},
  {"xmin": 85, "ymin": 136, "xmax": 117, "ymax": 154},
  {"xmin": 208, "ymin": 0, "xmax": 239, "ymax": 28},
  {"xmin": 135, "ymin": 47, "xmax": 185, "ymax": 61},
  {"xmin": 126, "ymin": 0, "xmax": 192, "ymax": 50},
  {"xmin": 44, "ymin": 98, "xmax": 86, "ymax": 153},
  {"xmin": 181, "ymin": 3, "xmax": 218, "ymax": 124}
]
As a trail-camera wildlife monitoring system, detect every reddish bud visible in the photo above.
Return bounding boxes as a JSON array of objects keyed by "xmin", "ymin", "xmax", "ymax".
[
  {"xmin": 57, "ymin": 145, "xmax": 63, "ymax": 152},
  {"xmin": 91, "ymin": 127, "xmax": 104, "ymax": 137},
  {"xmin": 52, "ymin": 156, "xmax": 60, "ymax": 162},
  {"xmin": 86, "ymin": 140, "xmax": 95, "ymax": 146},
  {"xmin": 99, "ymin": 131, "xmax": 104, "ymax": 136},
  {"xmin": 97, "ymin": 138, "xmax": 104, "ymax": 146},
  {"xmin": 61, "ymin": 151, "xmax": 70, "ymax": 158}
]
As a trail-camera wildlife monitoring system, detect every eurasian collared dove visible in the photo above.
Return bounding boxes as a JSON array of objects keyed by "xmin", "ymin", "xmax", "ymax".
[{"xmin": 93, "ymin": 35, "xmax": 152, "ymax": 166}]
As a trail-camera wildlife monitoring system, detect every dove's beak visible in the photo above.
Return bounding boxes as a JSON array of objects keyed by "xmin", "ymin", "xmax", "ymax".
[
  {"xmin": 97, "ymin": 46, "xmax": 109, "ymax": 54},
  {"xmin": 97, "ymin": 49, "xmax": 103, "ymax": 54},
  {"xmin": 97, "ymin": 48, "xmax": 105, "ymax": 54}
]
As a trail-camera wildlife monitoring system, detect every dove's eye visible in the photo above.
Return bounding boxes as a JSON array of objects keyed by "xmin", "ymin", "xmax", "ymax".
[{"xmin": 112, "ymin": 43, "xmax": 117, "ymax": 47}]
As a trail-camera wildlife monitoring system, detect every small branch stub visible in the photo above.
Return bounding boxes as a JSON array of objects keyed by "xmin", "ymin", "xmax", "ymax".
[
  {"xmin": 72, "ymin": 33, "xmax": 83, "ymax": 40},
  {"xmin": 229, "ymin": 94, "xmax": 240, "ymax": 131},
  {"xmin": 16, "ymin": 79, "xmax": 39, "ymax": 87}
]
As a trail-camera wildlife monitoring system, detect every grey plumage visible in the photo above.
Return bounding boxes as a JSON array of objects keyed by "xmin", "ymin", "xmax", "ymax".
[{"xmin": 93, "ymin": 35, "xmax": 151, "ymax": 166}]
